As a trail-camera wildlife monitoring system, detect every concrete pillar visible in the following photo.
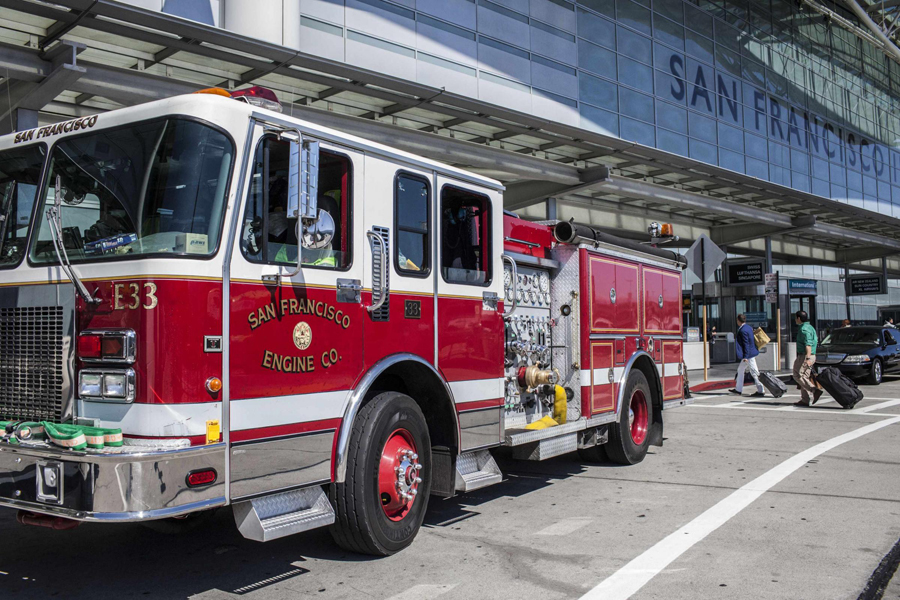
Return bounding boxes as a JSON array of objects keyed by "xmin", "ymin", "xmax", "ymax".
[
  {"xmin": 765, "ymin": 236, "xmax": 772, "ymax": 273},
  {"xmin": 546, "ymin": 197, "xmax": 557, "ymax": 221}
]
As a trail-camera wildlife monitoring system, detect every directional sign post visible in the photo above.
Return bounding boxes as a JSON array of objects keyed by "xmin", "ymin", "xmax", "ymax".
[{"xmin": 684, "ymin": 234, "xmax": 726, "ymax": 382}]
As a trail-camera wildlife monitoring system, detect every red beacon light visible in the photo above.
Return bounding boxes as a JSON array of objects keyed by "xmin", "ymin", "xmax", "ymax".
[
  {"xmin": 194, "ymin": 85, "xmax": 283, "ymax": 112},
  {"xmin": 229, "ymin": 86, "xmax": 283, "ymax": 112}
]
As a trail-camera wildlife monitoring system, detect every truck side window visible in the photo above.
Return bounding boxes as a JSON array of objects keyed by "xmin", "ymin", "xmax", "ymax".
[
  {"xmin": 241, "ymin": 136, "xmax": 351, "ymax": 270},
  {"xmin": 885, "ymin": 331, "xmax": 897, "ymax": 345},
  {"xmin": 440, "ymin": 186, "xmax": 491, "ymax": 286},
  {"xmin": 395, "ymin": 173, "xmax": 429, "ymax": 276}
]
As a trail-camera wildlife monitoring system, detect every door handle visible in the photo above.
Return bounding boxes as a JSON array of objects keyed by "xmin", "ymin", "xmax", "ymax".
[{"xmin": 366, "ymin": 230, "xmax": 388, "ymax": 313}]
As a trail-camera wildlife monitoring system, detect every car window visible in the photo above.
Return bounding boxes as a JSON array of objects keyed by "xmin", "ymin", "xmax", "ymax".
[
  {"xmin": 241, "ymin": 136, "xmax": 352, "ymax": 270},
  {"xmin": 823, "ymin": 329, "xmax": 881, "ymax": 345},
  {"xmin": 885, "ymin": 331, "xmax": 897, "ymax": 345}
]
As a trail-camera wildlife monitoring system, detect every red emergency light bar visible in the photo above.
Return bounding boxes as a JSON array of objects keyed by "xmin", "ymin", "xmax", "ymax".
[{"xmin": 194, "ymin": 85, "xmax": 283, "ymax": 112}]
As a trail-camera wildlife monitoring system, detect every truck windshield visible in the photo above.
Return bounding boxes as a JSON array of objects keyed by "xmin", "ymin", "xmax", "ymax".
[
  {"xmin": 30, "ymin": 118, "xmax": 233, "ymax": 263},
  {"xmin": 0, "ymin": 145, "xmax": 45, "ymax": 268}
]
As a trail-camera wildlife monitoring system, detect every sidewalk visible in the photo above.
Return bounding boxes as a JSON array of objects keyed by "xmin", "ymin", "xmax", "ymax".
[{"xmin": 687, "ymin": 363, "xmax": 794, "ymax": 393}]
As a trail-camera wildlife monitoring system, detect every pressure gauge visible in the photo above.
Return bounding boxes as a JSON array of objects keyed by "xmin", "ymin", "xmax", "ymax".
[
  {"xmin": 505, "ymin": 287, "xmax": 513, "ymax": 302},
  {"xmin": 539, "ymin": 272, "xmax": 550, "ymax": 293},
  {"xmin": 504, "ymin": 266, "xmax": 512, "ymax": 288},
  {"xmin": 543, "ymin": 292, "xmax": 551, "ymax": 305},
  {"xmin": 529, "ymin": 290, "xmax": 537, "ymax": 304},
  {"xmin": 517, "ymin": 290, "xmax": 525, "ymax": 304}
]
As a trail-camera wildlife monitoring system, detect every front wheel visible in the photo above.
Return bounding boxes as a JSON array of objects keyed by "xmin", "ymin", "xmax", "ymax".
[
  {"xmin": 329, "ymin": 392, "xmax": 431, "ymax": 556},
  {"xmin": 866, "ymin": 358, "xmax": 883, "ymax": 385},
  {"xmin": 606, "ymin": 370, "xmax": 654, "ymax": 465}
]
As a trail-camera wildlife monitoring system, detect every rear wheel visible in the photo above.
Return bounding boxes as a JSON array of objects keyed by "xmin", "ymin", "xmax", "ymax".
[
  {"xmin": 606, "ymin": 370, "xmax": 653, "ymax": 465},
  {"xmin": 329, "ymin": 392, "xmax": 431, "ymax": 556},
  {"xmin": 866, "ymin": 358, "xmax": 883, "ymax": 385}
]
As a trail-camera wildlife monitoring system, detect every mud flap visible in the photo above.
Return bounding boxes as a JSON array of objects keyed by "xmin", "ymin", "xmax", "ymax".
[
  {"xmin": 648, "ymin": 411, "xmax": 663, "ymax": 447},
  {"xmin": 429, "ymin": 446, "xmax": 455, "ymax": 498}
]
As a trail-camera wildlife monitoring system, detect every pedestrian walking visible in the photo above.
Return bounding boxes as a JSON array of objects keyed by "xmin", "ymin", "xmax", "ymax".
[
  {"xmin": 730, "ymin": 314, "xmax": 764, "ymax": 397},
  {"xmin": 793, "ymin": 310, "xmax": 822, "ymax": 407}
]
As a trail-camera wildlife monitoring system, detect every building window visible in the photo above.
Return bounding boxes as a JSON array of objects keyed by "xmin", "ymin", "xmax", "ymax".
[
  {"xmin": 440, "ymin": 186, "xmax": 491, "ymax": 286},
  {"xmin": 241, "ymin": 136, "xmax": 352, "ymax": 270},
  {"xmin": 395, "ymin": 172, "xmax": 430, "ymax": 276}
]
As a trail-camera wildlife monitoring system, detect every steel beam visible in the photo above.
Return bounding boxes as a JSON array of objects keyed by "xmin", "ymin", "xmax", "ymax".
[
  {"xmin": 504, "ymin": 165, "xmax": 611, "ymax": 210},
  {"xmin": 710, "ymin": 215, "xmax": 817, "ymax": 245},
  {"xmin": 834, "ymin": 246, "xmax": 900, "ymax": 263},
  {"xmin": 287, "ymin": 104, "xmax": 582, "ymax": 185}
]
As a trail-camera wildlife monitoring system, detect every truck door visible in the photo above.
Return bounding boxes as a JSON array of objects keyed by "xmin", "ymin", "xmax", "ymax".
[
  {"xmin": 360, "ymin": 159, "xmax": 434, "ymax": 368},
  {"xmin": 435, "ymin": 177, "xmax": 504, "ymax": 451},
  {"xmin": 227, "ymin": 124, "xmax": 365, "ymax": 499}
]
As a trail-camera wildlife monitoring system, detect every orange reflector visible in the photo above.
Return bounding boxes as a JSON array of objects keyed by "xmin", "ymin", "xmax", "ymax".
[
  {"xmin": 193, "ymin": 87, "xmax": 231, "ymax": 97},
  {"xmin": 186, "ymin": 469, "xmax": 217, "ymax": 487},
  {"xmin": 206, "ymin": 377, "xmax": 223, "ymax": 393},
  {"xmin": 660, "ymin": 223, "xmax": 674, "ymax": 236}
]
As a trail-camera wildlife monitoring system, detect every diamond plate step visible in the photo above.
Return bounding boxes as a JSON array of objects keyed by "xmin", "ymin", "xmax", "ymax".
[
  {"xmin": 504, "ymin": 413, "xmax": 616, "ymax": 447},
  {"xmin": 233, "ymin": 486, "xmax": 334, "ymax": 542},
  {"xmin": 511, "ymin": 433, "xmax": 578, "ymax": 461},
  {"xmin": 455, "ymin": 449, "xmax": 502, "ymax": 492}
]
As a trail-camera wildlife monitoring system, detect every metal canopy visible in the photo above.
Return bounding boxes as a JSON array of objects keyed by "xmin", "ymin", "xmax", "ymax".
[{"xmin": 0, "ymin": 0, "xmax": 898, "ymax": 267}]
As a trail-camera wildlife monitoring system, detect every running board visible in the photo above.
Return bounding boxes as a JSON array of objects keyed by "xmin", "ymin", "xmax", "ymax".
[
  {"xmin": 233, "ymin": 486, "xmax": 335, "ymax": 542},
  {"xmin": 455, "ymin": 449, "xmax": 502, "ymax": 492},
  {"xmin": 505, "ymin": 415, "xmax": 616, "ymax": 461}
]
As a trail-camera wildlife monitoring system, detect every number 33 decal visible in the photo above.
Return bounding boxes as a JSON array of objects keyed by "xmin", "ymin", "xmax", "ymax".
[{"xmin": 114, "ymin": 283, "xmax": 158, "ymax": 310}]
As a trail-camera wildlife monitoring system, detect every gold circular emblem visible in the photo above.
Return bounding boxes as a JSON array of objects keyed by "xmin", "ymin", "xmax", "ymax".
[{"xmin": 293, "ymin": 321, "xmax": 312, "ymax": 350}]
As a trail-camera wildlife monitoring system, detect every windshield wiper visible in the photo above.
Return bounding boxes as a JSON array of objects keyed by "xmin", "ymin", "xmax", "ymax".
[{"xmin": 46, "ymin": 174, "xmax": 99, "ymax": 304}]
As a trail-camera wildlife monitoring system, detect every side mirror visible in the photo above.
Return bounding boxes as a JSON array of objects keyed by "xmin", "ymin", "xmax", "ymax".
[
  {"xmin": 302, "ymin": 209, "xmax": 335, "ymax": 249},
  {"xmin": 287, "ymin": 137, "xmax": 319, "ymax": 222}
]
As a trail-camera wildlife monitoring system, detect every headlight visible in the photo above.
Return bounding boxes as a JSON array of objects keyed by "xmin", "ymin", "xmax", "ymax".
[
  {"xmin": 79, "ymin": 373, "xmax": 102, "ymax": 397},
  {"xmin": 79, "ymin": 369, "xmax": 135, "ymax": 403},
  {"xmin": 843, "ymin": 355, "xmax": 871, "ymax": 364}
]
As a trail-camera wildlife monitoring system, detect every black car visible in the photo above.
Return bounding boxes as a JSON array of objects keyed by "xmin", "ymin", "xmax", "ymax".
[{"xmin": 816, "ymin": 326, "xmax": 900, "ymax": 385}]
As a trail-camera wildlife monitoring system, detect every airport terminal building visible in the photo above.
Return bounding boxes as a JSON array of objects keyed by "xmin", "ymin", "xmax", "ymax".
[{"xmin": 3, "ymin": 0, "xmax": 900, "ymax": 347}]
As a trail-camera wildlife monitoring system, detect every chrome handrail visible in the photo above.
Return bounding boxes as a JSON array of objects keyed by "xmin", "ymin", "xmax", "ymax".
[{"xmin": 367, "ymin": 230, "xmax": 387, "ymax": 313}]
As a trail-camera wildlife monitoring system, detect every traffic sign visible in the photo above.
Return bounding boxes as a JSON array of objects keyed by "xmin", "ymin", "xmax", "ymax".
[{"xmin": 684, "ymin": 234, "xmax": 725, "ymax": 282}]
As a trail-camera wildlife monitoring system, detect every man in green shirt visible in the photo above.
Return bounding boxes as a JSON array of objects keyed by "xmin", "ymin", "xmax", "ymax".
[{"xmin": 792, "ymin": 310, "xmax": 822, "ymax": 407}]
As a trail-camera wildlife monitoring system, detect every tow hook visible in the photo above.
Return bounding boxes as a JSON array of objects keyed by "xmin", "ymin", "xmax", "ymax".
[{"xmin": 16, "ymin": 511, "xmax": 81, "ymax": 530}]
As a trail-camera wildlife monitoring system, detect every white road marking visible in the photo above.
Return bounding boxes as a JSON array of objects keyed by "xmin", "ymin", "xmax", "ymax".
[
  {"xmin": 852, "ymin": 398, "xmax": 900, "ymax": 413},
  {"xmin": 385, "ymin": 584, "xmax": 457, "ymax": 600},
  {"xmin": 580, "ymin": 415, "xmax": 900, "ymax": 600},
  {"xmin": 536, "ymin": 517, "xmax": 593, "ymax": 536},
  {"xmin": 686, "ymin": 404, "xmax": 897, "ymax": 417}
]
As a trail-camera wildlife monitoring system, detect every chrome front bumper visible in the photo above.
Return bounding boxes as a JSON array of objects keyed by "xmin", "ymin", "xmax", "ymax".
[{"xmin": 0, "ymin": 441, "xmax": 226, "ymax": 522}]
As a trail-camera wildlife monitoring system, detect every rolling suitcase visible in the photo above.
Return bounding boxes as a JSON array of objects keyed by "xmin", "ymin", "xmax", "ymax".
[
  {"xmin": 815, "ymin": 367, "xmax": 864, "ymax": 409},
  {"xmin": 758, "ymin": 371, "xmax": 787, "ymax": 398}
]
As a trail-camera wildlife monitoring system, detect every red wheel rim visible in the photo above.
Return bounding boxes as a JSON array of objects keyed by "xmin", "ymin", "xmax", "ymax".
[
  {"xmin": 629, "ymin": 390, "xmax": 649, "ymax": 445},
  {"xmin": 378, "ymin": 428, "xmax": 422, "ymax": 521}
]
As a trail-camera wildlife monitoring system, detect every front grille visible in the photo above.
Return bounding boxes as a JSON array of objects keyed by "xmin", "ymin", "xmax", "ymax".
[{"xmin": 0, "ymin": 306, "xmax": 65, "ymax": 422}]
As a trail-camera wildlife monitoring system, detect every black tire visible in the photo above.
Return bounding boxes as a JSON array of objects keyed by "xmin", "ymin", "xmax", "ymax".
[
  {"xmin": 606, "ymin": 370, "xmax": 654, "ymax": 465},
  {"xmin": 141, "ymin": 509, "xmax": 217, "ymax": 534},
  {"xmin": 329, "ymin": 392, "xmax": 431, "ymax": 556},
  {"xmin": 866, "ymin": 358, "xmax": 883, "ymax": 385},
  {"xmin": 577, "ymin": 443, "xmax": 607, "ymax": 463}
]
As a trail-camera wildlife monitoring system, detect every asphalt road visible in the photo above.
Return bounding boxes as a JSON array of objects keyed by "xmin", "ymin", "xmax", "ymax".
[{"xmin": 2, "ymin": 377, "xmax": 900, "ymax": 599}]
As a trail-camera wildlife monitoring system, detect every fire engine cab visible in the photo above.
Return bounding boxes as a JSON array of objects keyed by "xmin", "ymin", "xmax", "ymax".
[{"xmin": 0, "ymin": 87, "xmax": 686, "ymax": 555}]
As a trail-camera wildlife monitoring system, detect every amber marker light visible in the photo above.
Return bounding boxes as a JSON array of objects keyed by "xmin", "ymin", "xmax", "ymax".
[{"xmin": 206, "ymin": 377, "xmax": 223, "ymax": 394}]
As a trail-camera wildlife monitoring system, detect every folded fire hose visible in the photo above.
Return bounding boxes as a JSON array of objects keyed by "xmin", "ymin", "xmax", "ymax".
[{"xmin": 1, "ymin": 420, "xmax": 123, "ymax": 450}]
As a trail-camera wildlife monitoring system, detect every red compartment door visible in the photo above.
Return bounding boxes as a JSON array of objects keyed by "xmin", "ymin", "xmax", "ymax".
[
  {"xmin": 589, "ymin": 342, "xmax": 616, "ymax": 415},
  {"xmin": 662, "ymin": 341, "xmax": 684, "ymax": 400}
]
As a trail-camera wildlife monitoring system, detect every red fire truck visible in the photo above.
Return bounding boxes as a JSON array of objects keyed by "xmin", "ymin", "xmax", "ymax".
[{"xmin": 0, "ymin": 87, "xmax": 686, "ymax": 555}]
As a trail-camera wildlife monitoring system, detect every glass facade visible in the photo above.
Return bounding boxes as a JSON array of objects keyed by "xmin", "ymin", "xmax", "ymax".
[{"xmin": 208, "ymin": 0, "xmax": 900, "ymax": 218}]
